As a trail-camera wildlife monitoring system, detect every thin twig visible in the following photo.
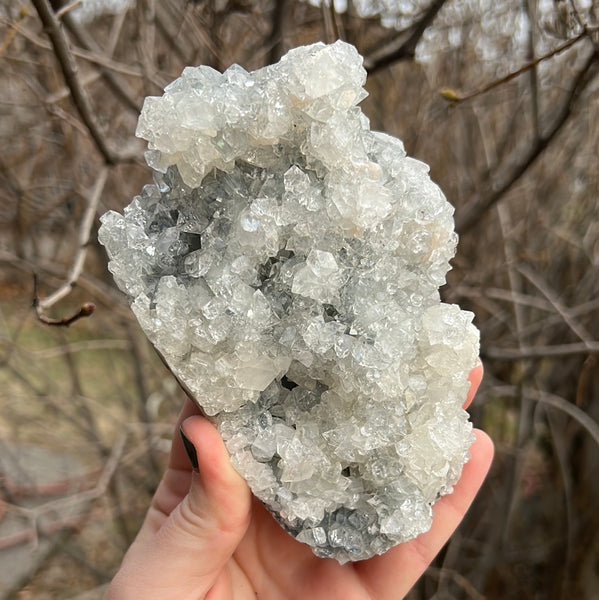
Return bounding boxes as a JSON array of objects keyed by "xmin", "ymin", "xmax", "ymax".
[
  {"xmin": 426, "ymin": 566, "xmax": 487, "ymax": 600},
  {"xmin": 61, "ymin": 11, "xmax": 140, "ymax": 112},
  {"xmin": 544, "ymin": 408, "xmax": 575, "ymax": 600},
  {"xmin": 0, "ymin": 249, "xmax": 133, "ymax": 319},
  {"xmin": 517, "ymin": 263, "xmax": 594, "ymax": 346},
  {"xmin": 34, "ymin": 294, "xmax": 96, "ymax": 326},
  {"xmin": 33, "ymin": 166, "xmax": 107, "ymax": 326},
  {"xmin": 492, "ymin": 385, "xmax": 599, "ymax": 447},
  {"xmin": 153, "ymin": 2, "xmax": 188, "ymax": 63},
  {"xmin": 456, "ymin": 48, "xmax": 598, "ymax": 234},
  {"xmin": 321, "ymin": 0, "xmax": 340, "ymax": 43},
  {"xmin": 9, "ymin": 19, "xmax": 146, "ymax": 78},
  {"xmin": 364, "ymin": 0, "xmax": 448, "ymax": 73},
  {"xmin": 55, "ymin": 0, "xmax": 82, "ymax": 19},
  {"xmin": 0, "ymin": 515, "xmax": 84, "ymax": 551},
  {"xmin": 267, "ymin": 0, "xmax": 288, "ymax": 64},
  {"xmin": 136, "ymin": 0, "xmax": 160, "ymax": 95},
  {"xmin": 0, "ymin": 7, "xmax": 27, "ymax": 56},
  {"xmin": 1, "ymin": 429, "xmax": 128, "ymax": 546},
  {"xmin": 30, "ymin": 0, "xmax": 131, "ymax": 164},
  {"xmin": 525, "ymin": 0, "xmax": 540, "ymax": 140},
  {"xmin": 484, "ymin": 341, "xmax": 599, "ymax": 360},
  {"xmin": 28, "ymin": 339, "xmax": 131, "ymax": 359},
  {"xmin": 453, "ymin": 285, "xmax": 552, "ymax": 311},
  {"xmin": 496, "ymin": 151, "xmax": 527, "ymax": 346},
  {"xmin": 440, "ymin": 33, "xmax": 587, "ymax": 103}
]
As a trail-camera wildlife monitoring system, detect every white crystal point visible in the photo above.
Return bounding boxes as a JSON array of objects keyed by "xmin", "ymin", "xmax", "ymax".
[{"xmin": 99, "ymin": 40, "xmax": 479, "ymax": 563}]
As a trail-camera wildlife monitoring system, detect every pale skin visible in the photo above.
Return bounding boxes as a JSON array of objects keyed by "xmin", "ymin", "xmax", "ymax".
[{"xmin": 106, "ymin": 364, "xmax": 494, "ymax": 600}]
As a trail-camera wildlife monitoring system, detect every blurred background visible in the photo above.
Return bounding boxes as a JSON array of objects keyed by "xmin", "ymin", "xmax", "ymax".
[{"xmin": 0, "ymin": 0, "xmax": 598, "ymax": 598}]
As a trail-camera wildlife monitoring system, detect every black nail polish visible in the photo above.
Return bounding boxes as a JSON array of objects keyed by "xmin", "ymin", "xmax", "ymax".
[{"xmin": 179, "ymin": 426, "xmax": 199, "ymax": 472}]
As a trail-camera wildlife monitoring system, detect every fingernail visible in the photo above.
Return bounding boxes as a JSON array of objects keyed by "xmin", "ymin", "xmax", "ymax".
[{"xmin": 179, "ymin": 425, "xmax": 199, "ymax": 472}]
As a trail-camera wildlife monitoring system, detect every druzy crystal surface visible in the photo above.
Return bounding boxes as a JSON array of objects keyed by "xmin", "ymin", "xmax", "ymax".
[{"xmin": 98, "ymin": 41, "xmax": 479, "ymax": 563}]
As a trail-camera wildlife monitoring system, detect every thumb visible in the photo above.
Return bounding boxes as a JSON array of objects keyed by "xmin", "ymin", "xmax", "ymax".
[
  {"xmin": 174, "ymin": 415, "xmax": 252, "ymax": 559},
  {"xmin": 107, "ymin": 416, "xmax": 252, "ymax": 599},
  {"xmin": 165, "ymin": 416, "xmax": 252, "ymax": 585}
]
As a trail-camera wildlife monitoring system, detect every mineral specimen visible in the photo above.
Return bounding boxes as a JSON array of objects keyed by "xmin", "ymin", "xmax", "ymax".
[{"xmin": 98, "ymin": 40, "xmax": 479, "ymax": 563}]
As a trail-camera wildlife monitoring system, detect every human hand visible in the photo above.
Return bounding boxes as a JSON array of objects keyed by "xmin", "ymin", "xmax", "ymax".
[{"xmin": 105, "ymin": 364, "xmax": 493, "ymax": 600}]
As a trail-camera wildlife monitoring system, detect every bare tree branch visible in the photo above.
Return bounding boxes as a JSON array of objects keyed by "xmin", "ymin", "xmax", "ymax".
[
  {"xmin": 483, "ymin": 341, "xmax": 599, "ymax": 360},
  {"xmin": 440, "ymin": 32, "xmax": 587, "ymax": 103},
  {"xmin": 267, "ymin": 0, "xmax": 288, "ymax": 64},
  {"xmin": 364, "ymin": 0, "xmax": 448, "ymax": 73},
  {"xmin": 525, "ymin": 0, "xmax": 540, "ymax": 140},
  {"xmin": 54, "ymin": 0, "xmax": 82, "ymax": 20},
  {"xmin": 33, "ymin": 293, "xmax": 96, "ymax": 326},
  {"xmin": 321, "ymin": 0, "xmax": 341, "ymax": 43},
  {"xmin": 60, "ymin": 11, "xmax": 140, "ymax": 112},
  {"xmin": 31, "ymin": 166, "xmax": 107, "ymax": 327},
  {"xmin": 425, "ymin": 566, "xmax": 486, "ymax": 600},
  {"xmin": 30, "ymin": 0, "xmax": 132, "ymax": 164},
  {"xmin": 492, "ymin": 385, "xmax": 599, "ymax": 447},
  {"xmin": 518, "ymin": 263, "xmax": 594, "ymax": 346},
  {"xmin": 456, "ymin": 48, "xmax": 598, "ymax": 234},
  {"xmin": 8, "ymin": 19, "xmax": 146, "ymax": 78}
]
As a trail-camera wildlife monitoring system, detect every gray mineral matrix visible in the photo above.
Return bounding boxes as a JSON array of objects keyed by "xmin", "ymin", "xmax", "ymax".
[{"xmin": 99, "ymin": 41, "xmax": 479, "ymax": 563}]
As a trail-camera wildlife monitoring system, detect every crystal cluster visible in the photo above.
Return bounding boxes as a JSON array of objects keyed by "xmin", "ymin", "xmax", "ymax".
[{"xmin": 99, "ymin": 41, "xmax": 479, "ymax": 563}]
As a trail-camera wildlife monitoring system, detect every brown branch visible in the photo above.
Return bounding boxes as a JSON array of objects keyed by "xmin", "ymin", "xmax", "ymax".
[
  {"xmin": 517, "ymin": 264, "xmax": 594, "ymax": 346},
  {"xmin": 440, "ymin": 32, "xmax": 587, "ymax": 103},
  {"xmin": 426, "ymin": 566, "xmax": 486, "ymax": 600},
  {"xmin": 54, "ymin": 0, "xmax": 81, "ymax": 19},
  {"xmin": 456, "ymin": 48, "xmax": 598, "ymax": 234},
  {"xmin": 154, "ymin": 2, "xmax": 189, "ymax": 64},
  {"xmin": 136, "ymin": 0, "xmax": 159, "ymax": 95},
  {"xmin": 60, "ymin": 11, "xmax": 140, "ymax": 113},
  {"xmin": 8, "ymin": 19, "xmax": 146, "ymax": 78},
  {"xmin": 0, "ymin": 515, "xmax": 84, "ymax": 551},
  {"xmin": 0, "ymin": 6, "xmax": 27, "ymax": 56},
  {"xmin": 0, "ymin": 248, "xmax": 133, "ymax": 319},
  {"xmin": 33, "ymin": 292, "xmax": 96, "ymax": 326},
  {"xmin": 321, "ymin": 0, "xmax": 341, "ymax": 43},
  {"xmin": 364, "ymin": 0, "xmax": 448, "ymax": 74},
  {"xmin": 0, "ymin": 430, "xmax": 129, "ymax": 553},
  {"xmin": 32, "ymin": 166, "xmax": 107, "ymax": 326},
  {"xmin": 483, "ymin": 341, "xmax": 599, "ymax": 360},
  {"xmin": 158, "ymin": 1, "xmax": 220, "ymax": 67},
  {"xmin": 28, "ymin": 339, "xmax": 132, "ymax": 359},
  {"xmin": 267, "ymin": 0, "xmax": 288, "ymax": 64},
  {"xmin": 492, "ymin": 385, "xmax": 599, "ymax": 447},
  {"xmin": 30, "ymin": 0, "xmax": 128, "ymax": 164},
  {"xmin": 525, "ymin": 0, "xmax": 540, "ymax": 140},
  {"xmin": 453, "ymin": 285, "xmax": 552, "ymax": 311}
]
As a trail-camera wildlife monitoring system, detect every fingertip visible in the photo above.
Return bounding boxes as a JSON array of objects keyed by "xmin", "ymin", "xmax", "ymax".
[
  {"xmin": 464, "ymin": 361, "xmax": 483, "ymax": 409},
  {"xmin": 404, "ymin": 428, "xmax": 494, "ymax": 565},
  {"xmin": 445, "ymin": 428, "xmax": 494, "ymax": 516},
  {"xmin": 181, "ymin": 415, "xmax": 252, "ymax": 528},
  {"xmin": 471, "ymin": 428, "xmax": 495, "ymax": 476}
]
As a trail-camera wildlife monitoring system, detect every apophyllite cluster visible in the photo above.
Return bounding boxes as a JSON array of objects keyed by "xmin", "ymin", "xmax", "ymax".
[{"xmin": 99, "ymin": 40, "xmax": 479, "ymax": 563}]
